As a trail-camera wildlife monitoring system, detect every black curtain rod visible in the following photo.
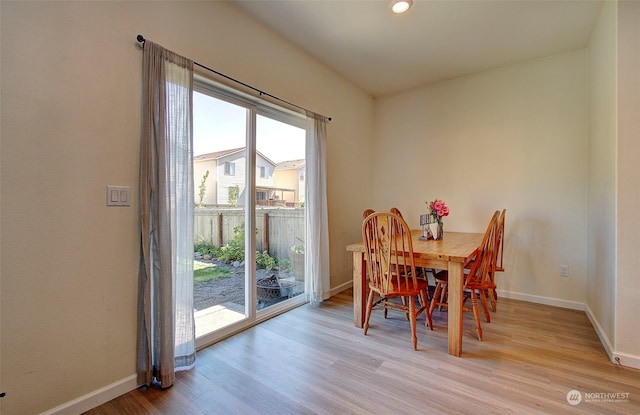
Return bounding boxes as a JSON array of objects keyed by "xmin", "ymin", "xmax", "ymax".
[{"xmin": 136, "ymin": 35, "xmax": 331, "ymax": 121}]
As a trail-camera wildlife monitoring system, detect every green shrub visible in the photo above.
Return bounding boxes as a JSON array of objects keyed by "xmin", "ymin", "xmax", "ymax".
[
  {"xmin": 217, "ymin": 223, "xmax": 245, "ymax": 262},
  {"xmin": 277, "ymin": 257, "xmax": 292, "ymax": 272},
  {"xmin": 256, "ymin": 250, "xmax": 276, "ymax": 270},
  {"xmin": 197, "ymin": 170, "xmax": 209, "ymax": 207},
  {"xmin": 195, "ymin": 242, "xmax": 218, "ymax": 256},
  {"xmin": 228, "ymin": 185, "xmax": 240, "ymax": 207}
]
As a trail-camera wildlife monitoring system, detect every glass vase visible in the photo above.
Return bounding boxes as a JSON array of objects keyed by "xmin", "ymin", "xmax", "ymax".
[{"xmin": 429, "ymin": 219, "xmax": 444, "ymax": 240}]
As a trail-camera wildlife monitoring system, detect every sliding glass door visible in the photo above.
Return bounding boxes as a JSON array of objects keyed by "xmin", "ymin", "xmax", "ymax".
[{"xmin": 193, "ymin": 82, "xmax": 306, "ymax": 345}]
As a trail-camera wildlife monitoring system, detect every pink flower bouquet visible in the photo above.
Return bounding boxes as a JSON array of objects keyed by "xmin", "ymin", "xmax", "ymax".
[{"xmin": 427, "ymin": 198, "xmax": 450, "ymax": 223}]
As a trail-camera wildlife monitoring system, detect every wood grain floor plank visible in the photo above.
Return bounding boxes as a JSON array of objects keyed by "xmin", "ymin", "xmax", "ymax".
[{"xmin": 84, "ymin": 290, "xmax": 640, "ymax": 414}]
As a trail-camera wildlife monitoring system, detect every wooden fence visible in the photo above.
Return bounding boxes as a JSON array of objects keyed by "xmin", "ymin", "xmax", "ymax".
[{"xmin": 194, "ymin": 207, "xmax": 304, "ymax": 260}]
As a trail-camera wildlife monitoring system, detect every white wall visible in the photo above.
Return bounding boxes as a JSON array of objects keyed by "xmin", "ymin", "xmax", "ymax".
[
  {"xmin": 373, "ymin": 50, "xmax": 589, "ymax": 305},
  {"xmin": 615, "ymin": 0, "xmax": 640, "ymax": 363},
  {"xmin": 0, "ymin": 2, "xmax": 373, "ymax": 414},
  {"xmin": 587, "ymin": 0, "xmax": 617, "ymax": 353},
  {"xmin": 586, "ymin": 0, "xmax": 640, "ymax": 369}
]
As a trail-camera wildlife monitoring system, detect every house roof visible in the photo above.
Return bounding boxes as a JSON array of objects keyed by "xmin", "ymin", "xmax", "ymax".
[
  {"xmin": 275, "ymin": 159, "xmax": 305, "ymax": 170},
  {"xmin": 194, "ymin": 147, "xmax": 245, "ymax": 162},
  {"xmin": 194, "ymin": 147, "xmax": 278, "ymax": 166}
]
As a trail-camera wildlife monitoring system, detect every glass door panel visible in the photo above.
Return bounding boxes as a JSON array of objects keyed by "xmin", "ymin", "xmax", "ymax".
[
  {"xmin": 255, "ymin": 114, "xmax": 306, "ymax": 310},
  {"xmin": 193, "ymin": 92, "xmax": 248, "ymax": 337}
]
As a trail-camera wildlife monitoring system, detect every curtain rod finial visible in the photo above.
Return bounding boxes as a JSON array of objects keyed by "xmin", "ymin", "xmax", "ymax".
[{"xmin": 137, "ymin": 34, "xmax": 145, "ymax": 43}]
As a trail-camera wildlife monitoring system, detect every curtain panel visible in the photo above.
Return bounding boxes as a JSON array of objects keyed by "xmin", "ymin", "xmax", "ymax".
[
  {"xmin": 304, "ymin": 112, "xmax": 331, "ymax": 303},
  {"xmin": 138, "ymin": 40, "xmax": 196, "ymax": 388}
]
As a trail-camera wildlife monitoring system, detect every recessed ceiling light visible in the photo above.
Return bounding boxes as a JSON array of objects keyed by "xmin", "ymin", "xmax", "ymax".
[{"xmin": 391, "ymin": 0, "xmax": 413, "ymax": 14}]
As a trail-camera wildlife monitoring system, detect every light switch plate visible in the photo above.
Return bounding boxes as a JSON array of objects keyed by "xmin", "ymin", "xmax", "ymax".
[{"xmin": 107, "ymin": 186, "xmax": 131, "ymax": 206}]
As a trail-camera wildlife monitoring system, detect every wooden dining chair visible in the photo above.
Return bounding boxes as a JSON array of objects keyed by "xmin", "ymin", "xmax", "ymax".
[
  {"xmin": 388, "ymin": 207, "xmax": 412, "ymax": 316},
  {"xmin": 390, "ymin": 206, "xmax": 437, "ymax": 295},
  {"xmin": 363, "ymin": 208, "xmax": 375, "ymax": 219},
  {"xmin": 453, "ymin": 208, "xmax": 506, "ymax": 314},
  {"xmin": 485, "ymin": 208, "xmax": 506, "ymax": 312},
  {"xmin": 362, "ymin": 211, "xmax": 433, "ymax": 350},
  {"xmin": 429, "ymin": 210, "xmax": 500, "ymax": 340}
]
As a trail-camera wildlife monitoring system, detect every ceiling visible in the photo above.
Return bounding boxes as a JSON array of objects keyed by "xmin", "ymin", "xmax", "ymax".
[{"xmin": 231, "ymin": 0, "xmax": 604, "ymax": 97}]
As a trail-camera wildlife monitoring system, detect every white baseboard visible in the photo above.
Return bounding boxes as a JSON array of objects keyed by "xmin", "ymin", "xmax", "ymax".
[
  {"xmin": 584, "ymin": 304, "xmax": 640, "ymax": 369},
  {"xmin": 583, "ymin": 302, "xmax": 615, "ymax": 359},
  {"xmin": 610, "ymin": 351, "xmax": 640, "ymax": 370},
  {"xmin": 40, "ymin": 374, "xmax": 138, "ymax": 415},
  {"xmin": 497, "ymin": 289, "xmax": 585, "ymax": 310},
  {"xmin": 330, "ymin": 279, "xmax": 353, "ymax": 297}
]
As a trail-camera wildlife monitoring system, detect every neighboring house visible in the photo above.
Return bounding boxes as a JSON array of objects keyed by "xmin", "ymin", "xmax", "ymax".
[
  {"xmin": 194, "ymin": 147, "xmax": 295, "ymax": 206},
  {"xmin": 274, "ymin": 159, "xmax": 305, "ymax": 205}
]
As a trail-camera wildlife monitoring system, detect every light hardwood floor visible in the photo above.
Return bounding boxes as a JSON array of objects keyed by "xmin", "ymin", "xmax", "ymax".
[{"xmin": 85, "ymin": 289, "xmax": 640, "ymax": 414}]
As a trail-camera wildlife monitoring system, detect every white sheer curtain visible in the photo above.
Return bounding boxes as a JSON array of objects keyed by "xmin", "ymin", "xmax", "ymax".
[
  {"xmin": 304, "ymin": 112, "xmax": 330, "ymax": 303},
  {"xmin": 138, "ymin": 40, "xmax": 195, "ymax": 388}
]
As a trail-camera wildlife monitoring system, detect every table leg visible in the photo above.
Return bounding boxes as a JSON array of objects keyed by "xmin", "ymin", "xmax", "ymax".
[
  {"xmin": 447, "ymin": 261, "xmax": 464, "ymax": 356},
  {"xmin": 353, "ymin": 251, "xmax": 365, "ymax": 328}
]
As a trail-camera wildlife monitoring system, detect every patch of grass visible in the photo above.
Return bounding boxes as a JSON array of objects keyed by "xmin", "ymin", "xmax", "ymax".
[{"xmin": 194, "ymin": 260, "xmax": 233, "ymax": 283}]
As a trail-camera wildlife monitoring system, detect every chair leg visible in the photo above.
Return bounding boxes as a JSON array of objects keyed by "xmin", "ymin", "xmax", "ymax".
[
  {"xmin": 438, "ymin": 283, "xmax": 448, "ymax": 311},
  {"xmin": 421, "ymin": 269, "xmax": 433, "ymax": 301},
  {"xmin": 421, "ymin": 289, "xmax": 433, "ymax": 330},
  {"xmin": 478, "ymin": 289, "xmax": 491, "ymax": 323},
  {"xmin": 470, "ymin": 291, "xmax": 483, "ymax": 341},
  {"xmin": 429, "ymin": 283, "xmax": 441, "ymax": 316},
  {"xmin": 401, "ymin": 296, "xmax": 409, "ymax": 320},
  {"xmin": 409, "ymin": 296, "xmax": 418, "ymax": 350},
  {"xmin": 363, "ymin": 289, "xmax": 375, "ymax": 335},
  {"xmin": 487, "ymin": 288, "xmax": 497, "ymax": 312}
]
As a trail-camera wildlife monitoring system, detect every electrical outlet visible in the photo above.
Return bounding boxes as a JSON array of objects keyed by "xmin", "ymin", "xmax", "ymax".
[{"xmin": 560, "ymin": 265, "xmax": 569, "ymax": 277}]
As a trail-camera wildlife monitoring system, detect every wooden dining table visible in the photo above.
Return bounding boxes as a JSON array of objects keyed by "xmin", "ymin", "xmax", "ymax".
[{"xmin": 346, "ymin": 230, "xmax": 483, "ymax": 357}]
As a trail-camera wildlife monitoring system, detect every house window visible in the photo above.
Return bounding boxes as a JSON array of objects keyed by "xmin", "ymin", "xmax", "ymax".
[
  {"xmin": 299, "ymin": 169, "xmax": 305, "ymax": 181},
  {"xmin": 259, "ymin": 166, "xmax": 267, "ymax": 178},
  {"xmin": 256, "ymin": 191, "xmax": 267, "ymax": 201},
  {"xmin": 224, "ymin": 161, "xmax": 235, "ymax": 176}
]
